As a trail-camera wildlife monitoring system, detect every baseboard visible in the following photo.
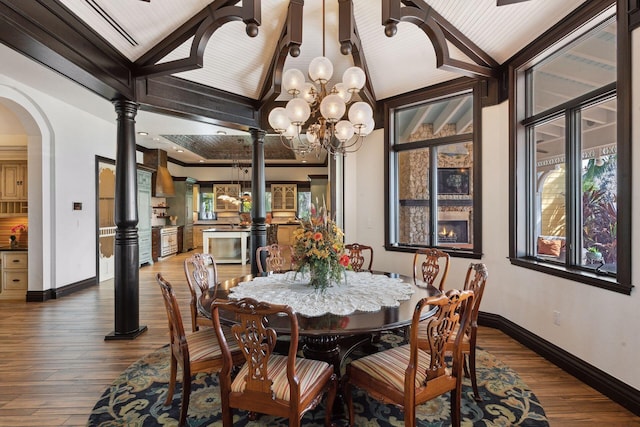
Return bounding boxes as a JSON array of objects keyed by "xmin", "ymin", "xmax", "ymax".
[
  {"xmin": 26, "ymin": 289, "xmax": 55, "ymax": 302},
  {"xmin": 26, "ymin": 276, "xmax": 97, "ymax": 302},
  {"xmin": 479, "ymin": 312, "xmax": 640, "ymax": 417}
]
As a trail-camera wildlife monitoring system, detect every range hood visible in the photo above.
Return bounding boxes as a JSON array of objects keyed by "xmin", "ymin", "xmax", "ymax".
[{"xmin": 143, "ymin": 149, "xmax": 175, "ymax": 197}]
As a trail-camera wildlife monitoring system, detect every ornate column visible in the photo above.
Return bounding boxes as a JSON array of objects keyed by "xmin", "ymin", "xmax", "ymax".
[
  {"xmin": 105, "ymin": 99, "xmax": 147, "ymax": 340},
  {"xmin": 250, "ymin": 128, "xmax": 267, "ymax": 276}
]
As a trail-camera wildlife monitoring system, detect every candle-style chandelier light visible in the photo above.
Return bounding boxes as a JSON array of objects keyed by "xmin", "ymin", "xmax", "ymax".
[{"xmin": 268, "ymin": 1, "xmax": 374, "ymax": 158}]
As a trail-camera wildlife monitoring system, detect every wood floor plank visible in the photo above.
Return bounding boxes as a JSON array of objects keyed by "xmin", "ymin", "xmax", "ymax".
[{"xmin": 0, "ymin": 250, "xmax": 637, "ymax": 425}]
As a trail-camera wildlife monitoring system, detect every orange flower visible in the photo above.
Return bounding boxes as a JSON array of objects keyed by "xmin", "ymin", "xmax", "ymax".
[
  {"xmin": 339, "ymin": 254, "xmax": 350, "ymax": 267},
  {"xmin": 313, "ymin": 232, "xmax": 323, "ymax": 241}
]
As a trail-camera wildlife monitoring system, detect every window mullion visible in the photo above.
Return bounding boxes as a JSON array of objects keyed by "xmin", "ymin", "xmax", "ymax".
[
  {"xmin": 565, "ymin": 108, "xmax": 581, "ymax": 267},
  {"xmin": 429, "ymin": 145, "xmax": 438, "ymax": 246}
]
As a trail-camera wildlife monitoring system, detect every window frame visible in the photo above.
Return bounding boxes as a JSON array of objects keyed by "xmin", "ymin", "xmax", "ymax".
[
  {"xmin": 384, "ymin": 78, "xmax": 483, "ymax": 259},
  {"xmin": 509, "ymin": 0, "xmax": 632, "ymax": 294}
]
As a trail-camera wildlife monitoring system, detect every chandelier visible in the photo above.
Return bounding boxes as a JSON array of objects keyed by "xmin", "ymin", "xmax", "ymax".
[{"xmin": 268, "ymin": 1, "xmax": 374, "ymax": 157}]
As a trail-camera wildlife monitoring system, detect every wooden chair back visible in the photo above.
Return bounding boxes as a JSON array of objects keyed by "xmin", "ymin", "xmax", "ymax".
[
  {"xmin": 344, "ymin": 243, "xmax": 374, "ymax": 272},
  {"xmin": 413, "ymin": 248, "xmax": 450, "ymax": 290},
  {"xmin": 212, "ymin": 297, "xmax": 337, "ymax": 426},
  {"xmin": 183, "ymin": 253, "xmax": 218, "ymax": 331},
  {"xmin": 157, "ymin": 273, "xmax": 240, "ymax": 426},
  {"xmin": 445, "ymin": 262, "xmax": 488, "ymax": 401},
  {"xmin": 461, "ymin": 263, "xmax": 488, "ymax": 337},
  {"xmin": 157, "ymin": 273, "xmax": 189, "ymax": 366},
  {"xmin": 414, "ymin": 290, "xmax": 474, "ymax": 380},
  {"xmin": 344, "ymin": 289, "xmax": 474, "ymax": 427},
  {"xmin": 256, "ymin": 243, "xmax": 293, "ymax": 273}
]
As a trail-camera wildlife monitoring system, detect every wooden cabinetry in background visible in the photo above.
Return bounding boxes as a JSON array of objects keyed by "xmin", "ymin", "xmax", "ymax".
[
  {"xmin": 271, "ymin": 184, "xmax": 297, "ymax": 211},
  {"xmin": 0, "ymin": 162, "xmax": 28, "ymax": 216},
  {"xmin": 193, "ymin": 225, "xmax": 209, "ymax": 248},
  {"xmin": 168, "ymin": 178, "xmax": 195, "ymax": 252},
  {"xmin": 276, "ymin": 224, "xmax": 299, "ymax": 246},
  {"xmin": 151, "ymin": 228, "xmax": 160, "ymax": 262},
  {"xmin": 0, "ymin": 251, "xmax": 28, "ymax": 300},
  {"xmin": 214, "ymin": 184, "xmax": 241, "ymax": 212},
  {"xmin": 0, "ymin": 162, "xmax": 28, "ymax": 201}
]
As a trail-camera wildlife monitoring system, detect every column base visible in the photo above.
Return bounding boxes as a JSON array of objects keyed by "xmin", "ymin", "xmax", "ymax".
[{"xmin": 104, "ymin": 325, "xmax": 148, "ymax": 341}]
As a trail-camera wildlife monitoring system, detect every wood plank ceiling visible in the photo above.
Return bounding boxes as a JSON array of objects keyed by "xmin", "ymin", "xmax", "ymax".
[{"xmin": 51, "ymin": 0, "xmax": 600, "ymax": 165}]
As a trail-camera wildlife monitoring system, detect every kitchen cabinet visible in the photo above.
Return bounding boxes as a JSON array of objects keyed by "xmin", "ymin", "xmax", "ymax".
[
  {"xmin": 193, "ymin": 225, "xmax": 210, "ymax": 248},
  {"xmin": 214, "ymin": 184, "xmax": 241, "ymax": 212},
  {"xmin": 137, "ymin": 168, "xmax": 153, "ymax": 266},
  {"xmin": 276, "ymin": 224, "xmax": 299, "ymax": 246},
  {"xmin": 151, "ymin": 228, "xmax": 160, "ymax": 262},
  {"xmin": 271, "ymin": 184, "xmax": 297, "ymax": 211},
  {"xmin": 168, "ymin": 178, "xmax": 195, "ymax": 252},
  {"xmin": 0, "ymin": 251, "xmax": 28, "ymax": 300},
  {"xmin": 177, "ymin": 225, "xmax": 184, "ymax": 253},
  {"xmin": 1, "ymin": 162, "xmax": 28, "ymax": 201}
]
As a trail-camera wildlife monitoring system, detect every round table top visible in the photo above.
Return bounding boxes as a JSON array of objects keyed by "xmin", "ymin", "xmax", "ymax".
[{"xmin": 198, "ymin": 272, "xmax": 441, "ymax": 337}]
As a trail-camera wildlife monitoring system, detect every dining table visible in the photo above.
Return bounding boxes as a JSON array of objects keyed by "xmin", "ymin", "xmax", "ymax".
[{"xmin": 198, "ymin": 270, "xmax": 441, "ymax": 375}]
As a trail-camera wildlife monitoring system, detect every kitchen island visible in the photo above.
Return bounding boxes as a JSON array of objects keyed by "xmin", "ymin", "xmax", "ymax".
[{"xmin": 202, "ymin": 227, "xmax": 250, "ymax": 264}]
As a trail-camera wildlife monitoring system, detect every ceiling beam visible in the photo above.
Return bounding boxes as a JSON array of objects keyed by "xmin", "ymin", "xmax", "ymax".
[
  {"xmin": 258, "ymin": 0, "xmax": 303, "ymax": 104},
  {"xmin": 382, "ymin": 0, "xmax": 499, "ymax": 79},
  {"xmin": 433, "ymin": 97, "xmax": 464, "ymax": 134},
  {"xmin": 0, "ymin": 0, "xmax": 135, "ymax": 100},
  {"xmin": 134, "ymin": 0, "xmax": 261, "ymax": 78},
  {"xmin": 338, "ymin": 0, "xmax": 376, "ymax": 105},
  {"xmin": 401, "ymin": 104, "xmax": 433, "ymax": 141}
]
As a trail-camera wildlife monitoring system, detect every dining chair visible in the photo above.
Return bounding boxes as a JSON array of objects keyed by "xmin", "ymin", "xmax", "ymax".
[
  {"xmin": 445, "ymin": 262, "xmax": 489, "ymax": 401},
  {"xmin": 211, "ymin": 297, "xmax": 338, "ymax": 427},
  {"xmin": 256, "ymin": 243, "xmax": 293, "ymax": 274},
  {"xmin": 344, "ymin": 243, "xmax": 374, "ymax": 272},
  {"xmin": 343, "ymin": 289, "xmax": 474, "ymax": 427},
  {"xmin": 183, "ymin": 252, "xmax": 218, "ymax": 332},
  {"xmin": 413, "ymin": 248, "xmax": 450, "ymax": 290},
  {"xmin": 156, "ymin": 273, "xmax": 244, "ymax": 427}
]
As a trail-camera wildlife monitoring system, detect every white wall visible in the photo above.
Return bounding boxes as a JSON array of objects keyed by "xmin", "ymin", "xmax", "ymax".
[
  {"xmin": 346, "ymin": 30, "xmax": 640, "ymax": 392},
  {"xmin": 0, "ymin": 72, "xmax": 116, "ymax": 291}
]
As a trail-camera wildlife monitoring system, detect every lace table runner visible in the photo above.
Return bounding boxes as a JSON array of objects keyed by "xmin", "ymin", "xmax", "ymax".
[{"xmin": 228, "ymin": 271, "xmax": 414, "ymax": 317}]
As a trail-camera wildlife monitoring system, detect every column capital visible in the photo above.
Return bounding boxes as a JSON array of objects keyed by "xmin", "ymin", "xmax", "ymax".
[
  {"xmin": 112, "ymin": 99, "xmax": 139, "ymax": 119},
  {"xmin": 250, "ymin": 127, "xmax": 266, "ymax": 141}
]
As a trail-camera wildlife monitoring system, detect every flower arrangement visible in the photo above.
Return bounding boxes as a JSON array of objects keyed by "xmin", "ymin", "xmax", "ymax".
[
  {"xmin": 11, "ymin": 224, "xmax": 27, "ymax": 234},
  {"xmin": 293, "ymin": 202, "xmax": 350, "ymax": 291},
  {"xmin": 9, "ymin": 224, "xmax": 27, "ymax": 247}
]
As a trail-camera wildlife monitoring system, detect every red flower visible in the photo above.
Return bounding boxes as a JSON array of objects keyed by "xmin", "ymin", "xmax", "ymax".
[
  {"xmin": 339, "ymin": 254, "xmax": 350, "ymax": 267},
  {"xmin": 313, "ymin": 232, "xmax": 323, "ymax": 241},
  {"xmin": 11, "ymin": 224, "xmax": 26, "ymax": 233}
]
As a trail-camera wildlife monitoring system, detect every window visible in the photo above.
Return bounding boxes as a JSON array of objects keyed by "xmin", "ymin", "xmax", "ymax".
[
  {"xmin": 386, "ymin": 81, "xmax": 482, "ymax": 258},
  {"xmin": 511, "ymin": 2, "xmax": 631, "ymax": 294}
]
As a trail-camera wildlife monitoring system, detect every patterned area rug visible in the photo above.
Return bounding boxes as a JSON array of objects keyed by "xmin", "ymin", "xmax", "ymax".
[{"xmin": 88, "ymin": 333, "xmax": 549, "ymax": 426}]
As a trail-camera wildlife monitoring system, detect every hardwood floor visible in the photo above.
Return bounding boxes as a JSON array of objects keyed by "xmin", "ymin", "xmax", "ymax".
[{"xmin": 0, "ymin": 250, "xmax": 637, "ymax": 426}]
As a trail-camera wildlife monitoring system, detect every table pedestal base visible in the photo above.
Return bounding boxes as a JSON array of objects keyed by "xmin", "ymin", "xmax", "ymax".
[
  {"xmin": 303, "ymin": 335, "xmax": 341, "ymax": 372},
  {"xmin": 303, "ymin": 334, "xmax": 375, "ymax": 376}
]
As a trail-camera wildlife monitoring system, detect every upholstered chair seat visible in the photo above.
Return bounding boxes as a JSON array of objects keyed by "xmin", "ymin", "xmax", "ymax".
[{"xmin": 231, "ymin": 354, "xmax": 333, "ymax": 402}]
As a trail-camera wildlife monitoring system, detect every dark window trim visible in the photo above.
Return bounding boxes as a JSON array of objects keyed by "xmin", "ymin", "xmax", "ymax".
[
  {"xmin": 630, "ymin": 0, "xmax": 640, "ymax": 30},
  {"xmin": 384, "ymin": 78, "xmax": 483, "ymax": 258},
  {"xmin": 508, "ymin": 0, "xmax": 632, "ymax": 294}
]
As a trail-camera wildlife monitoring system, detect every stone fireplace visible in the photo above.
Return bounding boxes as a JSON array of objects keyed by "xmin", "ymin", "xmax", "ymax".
[{"xmin": 437, "ymin": 211, "xmax": 470, "ymax": 245}]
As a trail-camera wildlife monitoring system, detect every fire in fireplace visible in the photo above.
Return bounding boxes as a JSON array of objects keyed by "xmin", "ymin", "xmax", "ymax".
[{"xmin": 437, "ymin": 220, "xmax": 469, "ymax": 244}]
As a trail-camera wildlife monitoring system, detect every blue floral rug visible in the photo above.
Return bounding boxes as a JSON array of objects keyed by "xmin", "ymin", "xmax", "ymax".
[{"xmin": 87, "ymin": 333, "xmax": 548, "ymax": 426}]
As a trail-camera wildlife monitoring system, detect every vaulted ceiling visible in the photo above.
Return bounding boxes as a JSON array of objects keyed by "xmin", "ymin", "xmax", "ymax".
[{"xmin": 1, "ymin": 0, "xmax": 602, "ymax": 165}]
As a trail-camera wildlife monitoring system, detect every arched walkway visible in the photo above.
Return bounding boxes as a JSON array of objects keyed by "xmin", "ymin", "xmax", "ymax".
[{"xmin": 0, "ymin": 84, "xmax": 55, "ymax": 296}]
